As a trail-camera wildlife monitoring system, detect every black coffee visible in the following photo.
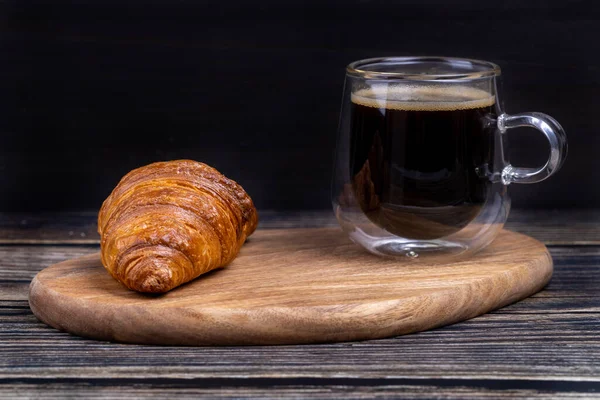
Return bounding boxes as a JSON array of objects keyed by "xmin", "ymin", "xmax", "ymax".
[{"xmin": 350, "ymin": 86, "xmax": 496, "ymax": 240}]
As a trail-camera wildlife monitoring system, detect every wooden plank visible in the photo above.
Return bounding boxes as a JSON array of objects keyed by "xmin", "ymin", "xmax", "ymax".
[
  {"xmin": 2, "ymin": 305, "xmax": 600, "ymax": 381},
  {"xmin": 0, "ymin": 246, "xmax": 97, "ymax": 281},
  {"xmin": 0, "ymin": 381, "xmax": 595, "ymax": 399},
  {"xmin": 0, "ymin": 212, "xmax": 99, "ymax": 245},
  {"xmin": 0, "ymin": 209, "xmax": 598, "ymax": 245},
  {"xmin": 0, "ymin": 283, "xmax": 28, "ymax": 301},
  {"xmin": 505, "ymin": 210, "xmax": 600, "ymax": 246}
]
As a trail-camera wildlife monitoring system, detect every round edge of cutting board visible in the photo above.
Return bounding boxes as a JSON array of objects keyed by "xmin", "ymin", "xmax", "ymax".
[{"xmin": 28, "ymin": 228, "xmax": 553, "ymax": 346}]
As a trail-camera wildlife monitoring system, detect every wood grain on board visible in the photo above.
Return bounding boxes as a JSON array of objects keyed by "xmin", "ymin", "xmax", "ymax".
[{"xmin": 29, "ymin": 228, "xmax": 552, "ymax": 345}]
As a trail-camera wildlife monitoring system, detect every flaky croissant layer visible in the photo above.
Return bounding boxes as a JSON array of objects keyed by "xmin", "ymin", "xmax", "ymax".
[{"xmin": 98, "ymin": 160, "xmax": 258, "ymax": 293}]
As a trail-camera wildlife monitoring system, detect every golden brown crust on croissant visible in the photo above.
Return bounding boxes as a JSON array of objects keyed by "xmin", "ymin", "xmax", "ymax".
[{"xmin": 97, "ymin": 160, "xmax": 258, "ymax": 293}]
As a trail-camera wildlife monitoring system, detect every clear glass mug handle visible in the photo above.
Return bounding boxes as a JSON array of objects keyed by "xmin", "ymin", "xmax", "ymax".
[{"xmin": 498, "ymin": 112, "xmax": 568, "ymax": 184}]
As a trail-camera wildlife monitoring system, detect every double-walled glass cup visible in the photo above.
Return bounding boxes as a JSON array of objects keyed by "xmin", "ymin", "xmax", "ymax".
[{"xmin": 332, "ymin": 57, "xmax": 567, "ymax": 259}]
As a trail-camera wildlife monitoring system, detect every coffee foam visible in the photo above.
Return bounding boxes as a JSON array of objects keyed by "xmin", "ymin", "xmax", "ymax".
[{"xmin": 351, "ymin": 85, "xmax": 495, "ymax": 111}]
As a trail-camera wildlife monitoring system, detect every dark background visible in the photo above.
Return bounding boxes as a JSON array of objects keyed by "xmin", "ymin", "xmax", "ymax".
[{"xmin": 1, "ymin": 0, "xmax": 596, "ymax": 211}]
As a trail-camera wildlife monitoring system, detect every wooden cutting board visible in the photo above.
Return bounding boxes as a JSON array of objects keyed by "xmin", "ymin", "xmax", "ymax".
[{"xmin": 29, "ymin": 228, "xmax": 552, "ymax": 345}]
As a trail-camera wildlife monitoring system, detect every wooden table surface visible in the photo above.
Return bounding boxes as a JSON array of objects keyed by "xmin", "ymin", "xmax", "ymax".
[{"xmin": 1, "ymin": 209, "xmax": 599, "ymax": 399}]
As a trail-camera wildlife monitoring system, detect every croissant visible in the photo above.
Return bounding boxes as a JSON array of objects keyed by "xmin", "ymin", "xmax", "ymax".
[{"xmin": 97, "ymin": 160, "xmax": 258, "ymax": 293}]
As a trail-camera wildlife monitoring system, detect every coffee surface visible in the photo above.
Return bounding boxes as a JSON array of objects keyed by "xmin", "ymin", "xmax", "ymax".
[{"xmin": 350, "ymin": 86, "xmax": 496, "ymax": 240}]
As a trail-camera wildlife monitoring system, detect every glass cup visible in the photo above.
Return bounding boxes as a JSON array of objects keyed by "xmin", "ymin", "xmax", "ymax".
[{"xmin": 332, "ymin": 56, "xmax": 567, "ymax": 260}]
